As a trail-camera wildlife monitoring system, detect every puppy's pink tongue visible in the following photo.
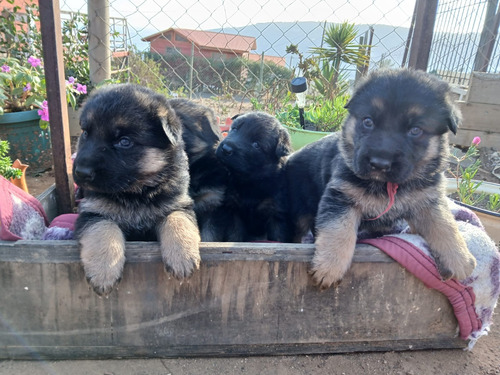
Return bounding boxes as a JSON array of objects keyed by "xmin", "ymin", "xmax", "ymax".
[{"xmin": 365, "ymin": 182, "xmax": 399, "ymax": 221}]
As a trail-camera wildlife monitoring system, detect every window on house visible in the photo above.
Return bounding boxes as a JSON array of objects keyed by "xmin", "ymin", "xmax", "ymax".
[{"xmin": 175, "ymin": 34, "xmax": 188, "ymax": 42}]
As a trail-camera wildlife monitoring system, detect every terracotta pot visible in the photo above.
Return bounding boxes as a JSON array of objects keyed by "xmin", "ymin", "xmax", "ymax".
[{"xmin": 9, "ymin": 159, "xmax": 29, "ymax": 193}]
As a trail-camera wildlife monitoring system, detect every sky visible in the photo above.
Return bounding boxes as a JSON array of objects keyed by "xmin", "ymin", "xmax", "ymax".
[{"xmin": 60, "ymin": 0, "xmax": 417, "ymax": 33}]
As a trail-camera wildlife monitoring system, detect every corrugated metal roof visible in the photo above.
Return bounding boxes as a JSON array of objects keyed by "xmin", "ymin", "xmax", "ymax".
[{"xmin": 142, "ymin": 28, "xmax": 257, "ymax": 52}]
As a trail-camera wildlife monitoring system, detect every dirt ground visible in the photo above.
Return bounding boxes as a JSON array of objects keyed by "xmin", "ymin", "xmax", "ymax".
[{"xmin": 4, "ymin": 136, "xmax": 499, "ymax": 375}]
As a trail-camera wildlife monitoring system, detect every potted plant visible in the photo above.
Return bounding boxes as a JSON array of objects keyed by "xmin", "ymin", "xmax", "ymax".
[
  {"xmin": 0, "ymin": 3, "xmax": 86, "ymax": 169},
  {"xmin": 276, "ymin": 95, "xmax": 348, "ymax": 149},
  {"xmin": 0, "ymin": 55, "xmax": 85, "ymax": 170},
  {"xmin": 281, "ymin": 22, "xmax": 369, "ymax": 150},
  {"xmin": 0, "ymin": 139, "xmax": 22, "ymax": 180},
  {"xmin": 447, "ymin": 137, "xmax": 500, "ymax": 244},
  {"xmin": 61, "ymin": 10, "xmax": 91, "ymax": 136}
]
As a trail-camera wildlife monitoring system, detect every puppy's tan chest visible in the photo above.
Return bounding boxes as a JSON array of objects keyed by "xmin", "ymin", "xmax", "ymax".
[
  {"xmin": 80, "ymin": 198, "xmax": 164, "ymax": 226},
  {"xmin": 344, "ymin": 186, "xmax": 434, "ymax": 219}
]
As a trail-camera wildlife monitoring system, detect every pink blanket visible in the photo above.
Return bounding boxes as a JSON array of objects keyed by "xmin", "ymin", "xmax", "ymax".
[{"xmin": 360, "ymin": 201, "xmax": 499, "ymax": 349}]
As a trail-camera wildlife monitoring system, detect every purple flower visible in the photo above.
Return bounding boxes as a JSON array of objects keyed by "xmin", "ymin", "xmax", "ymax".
[
  {"xmin": 23, "ymin": 83, "xmax": 31, "ymax": 92},
  {"xmin": 472, "ymin": 136, "xmax": 481, "ymax": 146},
  {"xmin": 67, "ymin": 76, "xmax": 75, "ymax": 85},
  {"xmin": 27, "ymin": 56, "xmax": 42, "ymax": 68},
  {"xmin": 38, "ymin": 100, "xmax": 49, "ymax": 122},
  {"xmin": 1, "ymin": 64, "xmax": 10, "ymax": 73},
  {"xmin": 76, "ymin": 83, "xmax": 87, "ymax": 94}
]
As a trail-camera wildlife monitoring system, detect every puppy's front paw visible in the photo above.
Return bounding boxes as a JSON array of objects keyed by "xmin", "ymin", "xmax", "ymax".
[
  {"xmin": 79, "ymin": 221, "xmax": 126, "ymax": 296},
  {"xmin": 164, "ymin": 254, "xmax": 199, "ymax": 279},
  {"xmin": 158, "ymin": 211, "xmax": 201, "ymax": 279},
  {"xmin": 86, "ymin": 275, "xmax": 122, "ymax": 297},
  {"xmin": 311, "ymin": 229, "xmax": 357, "ymax": 290},
  {"xmin": 434, "ymin": 244, "xmax": 476, "ymax": 281},
  {"xmin": 309, "ymin": 263, "xmax": 343, "ymax": 290}
]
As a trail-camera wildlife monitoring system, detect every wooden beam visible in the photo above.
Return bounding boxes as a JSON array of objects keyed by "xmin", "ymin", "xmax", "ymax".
[
  {"xmin": 38, "ymin": 0, "xmax": 75, "ymax": 214},
  {"xmin": 0, "ymin": 241, "xmax": 466, "ymax": 359},
  {"xmin": 408, "ymin": 0, "xmax": 438, "ymax": 71},
  {"xmin": 473, "ymin": 0, "xmax": 500, "ymax": 72},
  {"xmin": 466, "ymin": 72, "xmax": 500, "ymax": 105}
]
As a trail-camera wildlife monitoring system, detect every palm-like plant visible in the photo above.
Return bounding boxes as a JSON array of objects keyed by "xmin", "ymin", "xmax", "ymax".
[{"xmin": 310, "ymin": 22, "xmax": 369, "ymax": 99}]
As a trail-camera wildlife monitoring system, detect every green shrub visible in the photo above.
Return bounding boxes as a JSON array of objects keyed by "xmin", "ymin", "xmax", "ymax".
[
  {"xmin": 0, "ymin": 140, "xmax": 22, "ymax": 180},
  {"xmin": 276, "ymin": 94, "xmax": 349, "ymax": 132}
]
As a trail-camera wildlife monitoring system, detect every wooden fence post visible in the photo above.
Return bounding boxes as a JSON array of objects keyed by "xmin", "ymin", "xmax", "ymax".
[
  {"xmin": 473, "ymin": 0, "xmax": 500, "ymax": 72},
  {"xmin": 38, "ymin": 0, "xmax": 75, "ymax": 215},
  {"xmin": 407, "ymin": 0, "xmax": 438, "ymax": 71}
]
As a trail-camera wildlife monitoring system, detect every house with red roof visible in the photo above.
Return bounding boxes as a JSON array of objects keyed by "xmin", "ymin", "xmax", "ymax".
[{"xmin": 142, "ymin": 28, "xmax": 285, "ymax": 66}]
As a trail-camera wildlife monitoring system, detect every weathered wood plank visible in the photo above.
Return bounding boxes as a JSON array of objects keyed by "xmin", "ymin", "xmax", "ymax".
[
  {"xmin": 457, "ymin": 102, "xmax": 500, "ymax": 133},
  {"xmin": 449, "ymin": 127, "xmax": 500, "ymax": 148},
  {"xmin": 2, "ymin": 339, "xmax": 465, "ymax": 360},
  {"xmin": 36, "ymin": 184, "xmax": 57, "ymax": 222},
  {"xmin": 0, "ymin": 241, "xmax": 391, "ymax": 263},
  {"xmin": 466, "ymin": 72, "xmax": 500, "ymax": 105},
  {"xmin": 0, "ymin": 241, "xmax": 465, "ymax": 359}
]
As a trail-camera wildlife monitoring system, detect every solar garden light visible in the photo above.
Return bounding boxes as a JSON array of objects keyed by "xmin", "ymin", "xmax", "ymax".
[{"xmin": 290, "ymin": 77, "xmax": 307, "ymax": 128}]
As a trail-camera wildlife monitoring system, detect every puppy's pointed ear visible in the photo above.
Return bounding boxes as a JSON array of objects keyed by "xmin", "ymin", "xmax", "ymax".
[
  {"xmin": 446, "ymin": 100, "xmax": 462, "ymax": 135},
  {"xmin": 276, "ymin": 128, "xmax": 293, "ymax": 158},
  {"xmin": 160, "ymin": 105, "xmax": 182, "ymax": 145}
]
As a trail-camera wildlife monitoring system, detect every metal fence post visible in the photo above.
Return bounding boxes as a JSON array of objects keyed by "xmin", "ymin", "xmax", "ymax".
[
  {"xmin": 259, "ymin": 51, "xmax": 264, "ymax": 96},
  {"xmin": 189, "ymin": 42, "xmax": 194, "ymax": 99},
  {"xmin": 408, "ymin": 0, "xmax": 438, "ymax": 71},
  {"xmin": 88, "ymin": 0, "xmax": 111, "ymax": 85}
]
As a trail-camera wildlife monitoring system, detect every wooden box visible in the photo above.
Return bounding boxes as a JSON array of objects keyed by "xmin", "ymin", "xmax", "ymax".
[
  {"xmin": 0, "ymin": 241, "xmax": 465, "ymax": 360},
  {"xmin": 0, "ymin": 187, "xmax": 465, "ymax": 359}
]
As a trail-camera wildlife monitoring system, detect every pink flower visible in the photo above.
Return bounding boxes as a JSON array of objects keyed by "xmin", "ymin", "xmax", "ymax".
[
  {"xmin": 66, "ymin": 76, "xmax": 75, "ymax": 85},
  {"xmin": 27, "ymin": 56, "xmax": 42, "ymax": 68},
  {"xmin": 38, "ymin": 100, "xmax": 49, "ymax": 122},
  {"xmin": 76, "ymin": 83, "xmax": 87, "ymax": 94},
  {"xmin": 472, "ymin": 136, "xmax": 481, "ymax": 146},
  {"xmin": 1, "ymin": 64, "xmax": 10, "ymax": 72},
  {"xmin": 23, "ymin": 83, "xmax": 31, "ymax": 92}
]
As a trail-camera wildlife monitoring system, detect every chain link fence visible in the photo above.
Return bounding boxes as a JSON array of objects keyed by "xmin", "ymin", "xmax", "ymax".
[
  {"xmin": 428, "ymin": 0, "xmax": 500, "ymax": 86},
  {"xmin": 3, "ymin": 0, "xmax": 499, "ymax": 118},
  {"xmin": 54, "ymin": 0, "xmax": 419, "ymax": 118}
]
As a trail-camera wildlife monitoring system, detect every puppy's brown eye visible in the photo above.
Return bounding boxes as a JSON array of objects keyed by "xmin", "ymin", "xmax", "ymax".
[
  {"xmin": 362, "ymin": 117, "xmax": 374, "ymax": 129},
  {"xmin": 409, "ymin": 127, "xmax": 423, "ymax": 137},
  {"xmin": 252, "ymin": 142, "xmax": 260, "ymax": 149},
  {"xmin": 117, "ymin": 136, "xmax": 132, "ymax": 148}
]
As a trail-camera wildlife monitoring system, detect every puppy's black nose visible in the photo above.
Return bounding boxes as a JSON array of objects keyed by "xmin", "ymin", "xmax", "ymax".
[
  {"xmin": 74, "ymin": 165, "xmax": 95, "ymax": 182},
  {"xmin": 369, "ymin": 157, "xmax": 392, "ymax": 172},
  {"xmin": 221, "ymin": 143, "xmax": 233, "ymax": 156}
]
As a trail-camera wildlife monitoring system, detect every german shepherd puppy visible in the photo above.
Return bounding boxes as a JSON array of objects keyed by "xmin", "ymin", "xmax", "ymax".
[
  {"xmin": 168, "ymin": 98, "xmax": 231, "ymax": 242},
  {"xmin": 286, "ymin": 69, "xmax": 476, "ymax": 288},
  {"xmin": 73, "ymin": 84, "xmax": 200, "ymax": 296},
  {"xmin": 216, "ymin": 112, "xmax": 293, "ymax": 242}
]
